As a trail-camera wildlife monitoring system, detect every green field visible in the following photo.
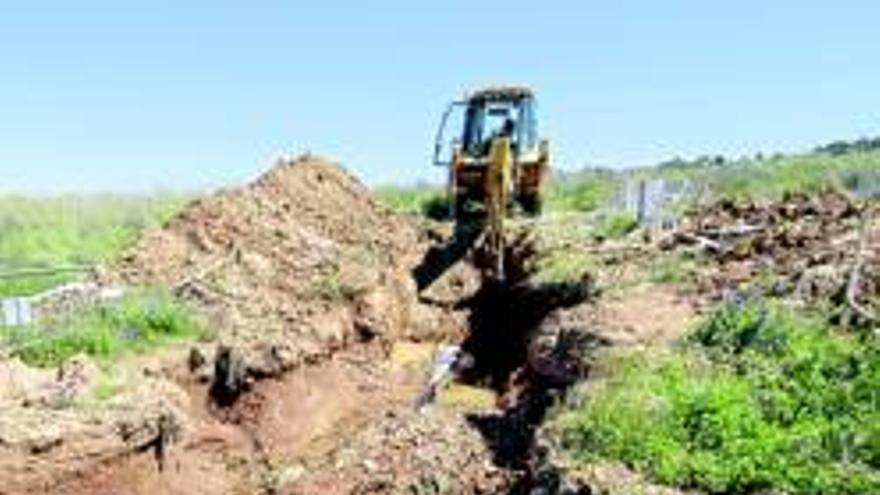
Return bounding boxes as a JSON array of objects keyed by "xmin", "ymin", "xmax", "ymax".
[{"xmin": 0, "ymin": 194, "xmax": 188, "ymax": 297}]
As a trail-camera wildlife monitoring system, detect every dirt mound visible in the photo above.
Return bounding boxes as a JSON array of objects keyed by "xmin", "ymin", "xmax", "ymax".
[{"xmin": 105, "ymin": 154, "xmax": 452, "ymax": 377}]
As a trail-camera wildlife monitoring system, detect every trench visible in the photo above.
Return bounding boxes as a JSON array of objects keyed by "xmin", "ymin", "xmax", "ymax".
[
  {"xmin": 453, "ymin": 267, "xmax": 606, "ymax": 493},
  {"xmin": 199, "ymin": 235, "xmax": 604, "ymax": 494},
  {"xmin": 64, "ymin": 232, "xmax": 608, "ymax": 495}
]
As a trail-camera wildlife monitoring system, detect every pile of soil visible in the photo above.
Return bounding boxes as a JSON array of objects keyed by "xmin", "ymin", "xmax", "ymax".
[
  {"xmin": 2, "ymin": 155, "xmax": 485, "ymax": 494},
  {"xmin": 105, "ymin": 154, "xmax": 457, "ymax": 377},
  {"xmin": 286, "ymin": 407, "xmax": 514, "ymax": 494}
]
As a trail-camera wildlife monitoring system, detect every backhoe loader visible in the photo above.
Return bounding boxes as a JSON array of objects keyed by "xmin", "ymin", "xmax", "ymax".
[{"xmin": 433, "ymin": 86, "xmax": 550, "ymax": 279}]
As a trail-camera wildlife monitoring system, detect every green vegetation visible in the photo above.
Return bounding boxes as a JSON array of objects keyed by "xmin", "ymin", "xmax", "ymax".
[
  {"xmin": 377, "ymin": 138, "xmax": 880, "ymax": 226},
  {"xmin": 310, "ymin": 261, "xmax": 367, "ymax": 303},
  {"xmin": 545, "ymin": 169, "xmax": 617, "ymax": 213},
  {"xmin": 596, "ymin": 211, "xmax": 638, "ymax": 239},
  {"xmin": 313, "ymin": 271, "xmax": 361, "ymax": 303},
  {"xmin": 648, "ymin": 252, "xmax": 700, "ymax": 284},
  {"xmin": 0, "ymin": 289, "xmax": 202, "ymax": 367},
  {"xmin": 376, "ymin": 169, "xmax": 617, "ymax": 218},
  {"xmin": 815, "ymin": 137, "xmax": 880, "ymax": 156},
  {"xmin": 559, "ymin": 300, "xmax": 880, "ymax": 494},
  {"xmin": 652, "ymin": 148, "xmax": 880, "ymax": 201},
  {"xmin": 90, "ymin": 373, "xmax": 122, "ymax": 401},
  {"xmin": 0, "ymin": 194, "xmax": 188, "ymax": 297},
  {"xmin": 375, "ymin": 185, "xmax": 449, "ymax": 219},
  {"xmin": 534, "ymin": 248, "xmax": 595, "ymax": 284}
]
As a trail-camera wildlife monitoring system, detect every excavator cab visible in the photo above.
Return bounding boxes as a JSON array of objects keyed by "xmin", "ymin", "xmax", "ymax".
[{"xmin": 434, "ymin": 86, "xmax": 550, "ymax": 219}]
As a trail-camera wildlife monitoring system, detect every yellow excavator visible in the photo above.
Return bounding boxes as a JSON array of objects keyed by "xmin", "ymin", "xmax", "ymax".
[{"xmin": 433, "ymin": 85, "xmax": 550, "ymax": 279}]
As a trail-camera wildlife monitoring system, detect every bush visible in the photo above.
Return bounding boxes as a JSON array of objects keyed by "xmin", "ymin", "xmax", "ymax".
[
  {"xmin": 534, "ymin": 249, "xmax": 596, "ymax": 284},
  {"xmin": 559, "ymin": 300, "xmax": 880, "ymax": 494},
  {"xmin": 655, "ymin": 149, "xmax": 880, "ymax": 202}
]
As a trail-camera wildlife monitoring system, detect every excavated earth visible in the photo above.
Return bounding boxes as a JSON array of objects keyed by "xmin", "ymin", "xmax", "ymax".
[
  {"xmin": 667, "ymin": 189, "xmax": 880, "ymax": 320},
  {"xmin": 0, "ymin": 155, "xmax": 600, "ymax": 495}
]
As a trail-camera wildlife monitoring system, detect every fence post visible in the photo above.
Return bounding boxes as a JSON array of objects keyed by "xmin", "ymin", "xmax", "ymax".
[{"xmin": 637, "ymin": 178, "xmax": 647, "ymax": 224}]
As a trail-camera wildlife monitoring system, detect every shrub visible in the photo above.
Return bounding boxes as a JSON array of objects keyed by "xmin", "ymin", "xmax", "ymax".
[{"xmin": 558, "ymin": 300, "xmax": 880, "ymax": 494}]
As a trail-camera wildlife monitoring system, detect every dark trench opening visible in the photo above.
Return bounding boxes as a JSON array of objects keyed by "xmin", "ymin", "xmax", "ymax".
[
  {"xmin": 454, "ymin": 270, "xmax": 608, "ymax": 492},
  {"xmin": 413, "ymin": 228, "xmax": 608, "ymax": 492}
]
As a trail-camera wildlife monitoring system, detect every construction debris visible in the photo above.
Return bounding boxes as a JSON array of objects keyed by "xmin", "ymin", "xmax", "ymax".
[{"xmin": 667, "ymin": 189, "xmax": 880, "ymax": 320}]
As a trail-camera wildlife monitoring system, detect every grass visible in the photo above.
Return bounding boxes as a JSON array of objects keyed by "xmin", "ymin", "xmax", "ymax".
[
  {"xmin": 375, "ymin": 168, "xmax": 618, "ymax": 218},
  {"xmin": 648, "ymin": 252, "xmax": 700, "ymax": 284},
  {"xmin": 558, "ymin": 299, "xmax": 880, "ymax": 495},
  {"xmin": 311, "ymin": 265, "xmax": 363, "ymax": 303},
  {"xmin": 0, "ymin": 288, "xmax": 202, "ymax": 367},
  {"xmin": 596, "ymin": 211, "xmax": 638, "ymax": 239},
  {"xmin": 651, "ymin": 149, "xmax": 880, "ymax": 202},
  {"xmin": 529, "ymin": 215, "xmax": 597, "ymax": 284},
  {"xmin": 0, "ymin": 193, "xmax": 188, "ymax": 297},
  {"xmin": 91, "ymin": 374, "xmax": 121, "ymax": 401},
  {"xmin": 534, "ymin": 248, "xmax": 596, "ymax": 284},
  {"xmin": 375, "ymin": 185, "xmax": 449, "ymax": 219},
  {"xmin": 545, "ymin": 169, "xmax": 617, "ymax": 213},
  {"xmin": 375, "ymin": 141, "xmax": 880, "ymax": 227}
]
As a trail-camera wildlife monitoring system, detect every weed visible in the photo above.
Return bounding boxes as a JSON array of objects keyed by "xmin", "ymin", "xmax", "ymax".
[
  {"xmin": 545, "ymin": 171, "xmax": 617, "ymax": 213},
  {"xmin": 375, "ymin": 185, "xmax": 449, "ymax": 219},
  {"xmin": 91, "ymin": 374, "xmax": 120, "ymax": 401}
]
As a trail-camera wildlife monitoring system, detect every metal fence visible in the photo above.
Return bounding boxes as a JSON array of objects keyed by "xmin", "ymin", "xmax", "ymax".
[
  {"xmin": 606, "ymin": 175, "xmax": 702, "ymax": 230},
  {"xmin": 603, "ymin": 167, "xmax": 880, "ymax": 231}
]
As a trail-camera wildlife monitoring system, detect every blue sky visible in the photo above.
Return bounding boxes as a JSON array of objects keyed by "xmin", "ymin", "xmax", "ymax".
[{"xmin": 1, "ymin": 1, "xmax": 878, "ymax": 192}]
